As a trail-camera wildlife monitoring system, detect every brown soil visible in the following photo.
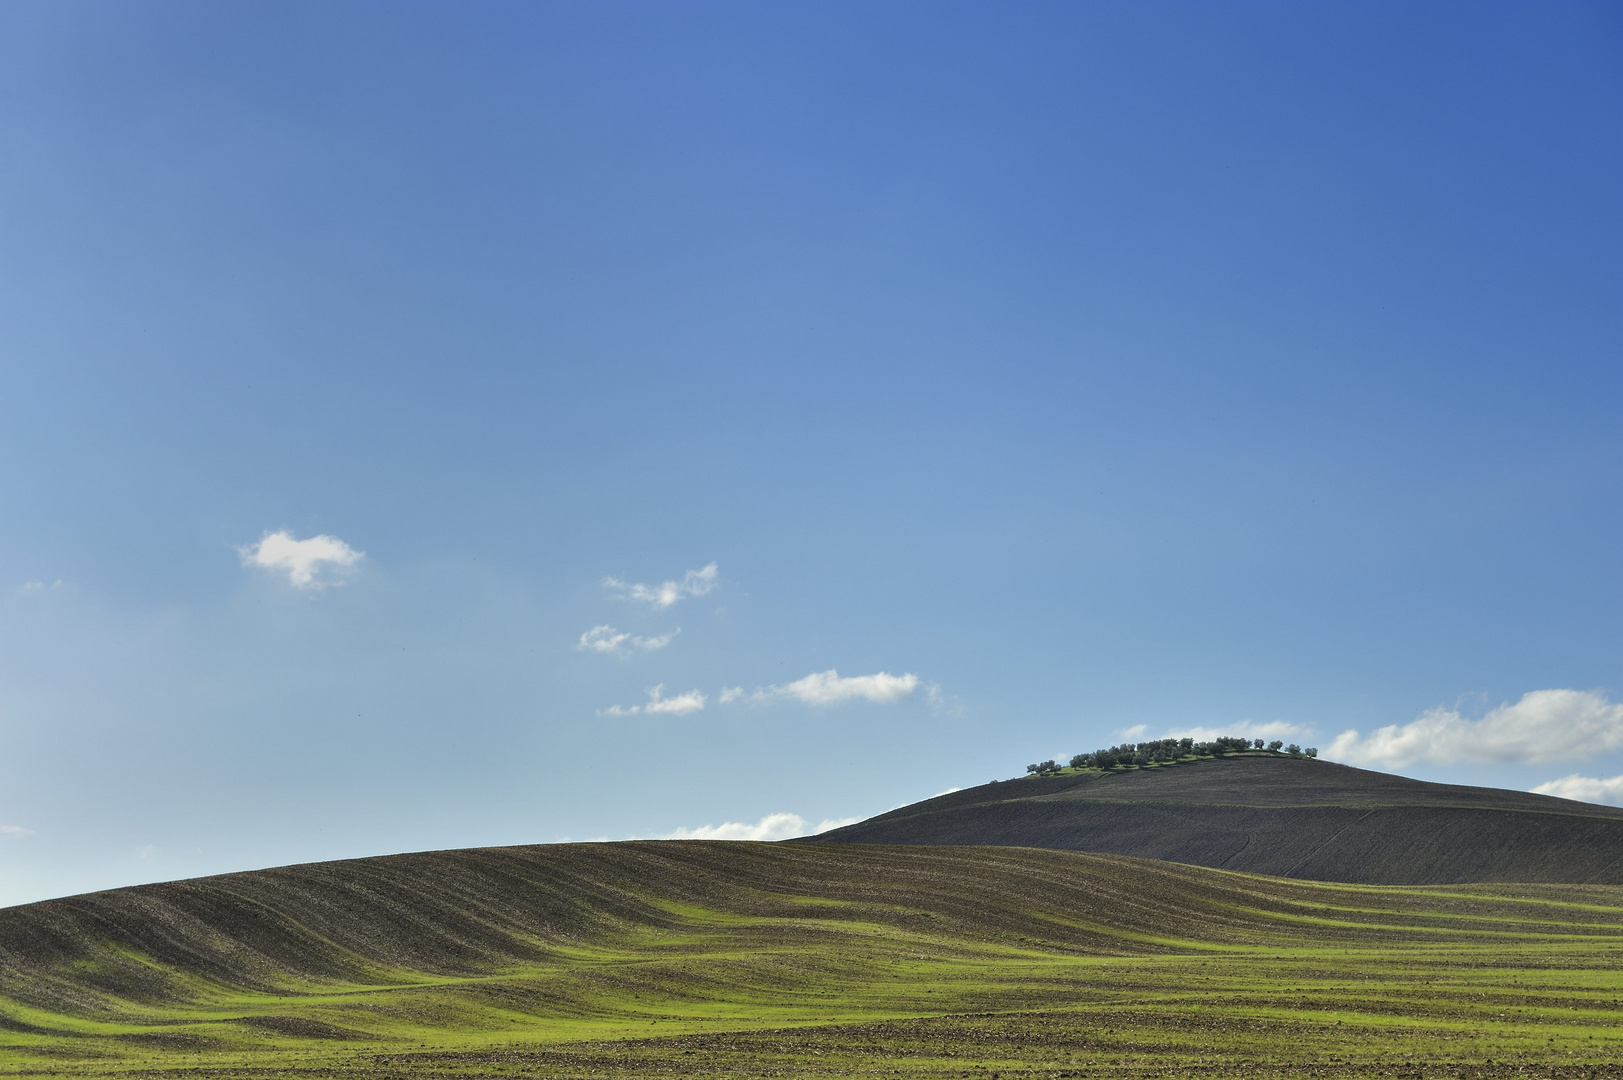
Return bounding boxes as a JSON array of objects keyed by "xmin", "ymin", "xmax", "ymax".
[{"xmin": 808, "ymin": 755, "xmax": 1623, "ymax": 883}]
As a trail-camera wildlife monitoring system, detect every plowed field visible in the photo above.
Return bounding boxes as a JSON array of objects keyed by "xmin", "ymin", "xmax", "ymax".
[
  {"xmin": 811, "ymin": 755, "xmax": 1623, "ymax": 884},
  {"xmin": 3, "ymin": 841, "xmax": 1622, "ymax": 1078}
]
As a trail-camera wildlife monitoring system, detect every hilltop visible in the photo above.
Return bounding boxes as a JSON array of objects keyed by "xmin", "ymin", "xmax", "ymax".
[
  {"xmin": 808, "ymin": 753, "xmax": 1623, "ymax": 884},
  {"xmin": 3, "ymin": 840, "xmax": 1623, "ymax": 1079}
]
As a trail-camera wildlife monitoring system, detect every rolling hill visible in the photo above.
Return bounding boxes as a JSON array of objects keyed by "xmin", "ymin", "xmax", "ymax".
[
  {"xmin": 3, "ymin": 840, "xmax": 1623, "ymax": 1078},
  {"xmin": 809, "ymin": 753, "xmax": 1623, "ymax": 884}
]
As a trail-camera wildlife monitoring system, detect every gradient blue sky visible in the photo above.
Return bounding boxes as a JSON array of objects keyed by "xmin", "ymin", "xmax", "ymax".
[{"xmin": 2, "ymin": 0, "xmax": 1621, "ymax": 906}]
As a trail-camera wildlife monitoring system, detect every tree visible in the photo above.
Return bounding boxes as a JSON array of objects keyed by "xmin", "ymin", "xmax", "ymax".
[
  {"xmin": 1268, "ymin": 740, "xmax": 1284, "ymax": 752},
  {"xmin": 1252, "ymin": 738, "xmax": 1264, "ymax": 750},
  {"xmin": 1286, "ymin": 743, "xmax": 1301, "ymax": 756},
  {"xmin": 1305, "ymin": 747, "xmax": 1318, "ymax": 758}
]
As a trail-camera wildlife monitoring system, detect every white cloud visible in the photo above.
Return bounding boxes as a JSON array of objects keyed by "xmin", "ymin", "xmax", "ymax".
[
  {"xmin": 0, "ymin": 825, "xmax": 32, "ymax": 836},
  {"xmin": 577, "ymin": 625, "xmax": 678, "ymax": 655},
  {"xmin": 664, "ymin": 812, "xmax": 809, "ymax": 841},
  {"xmin": 645, "ymin": 686, "xmax": 705, "ymax": 715},
  {"xmin": 718, "ymin": 686, "xmax": 744, "ymax": 703},
  {"xmin": 239, "ymin": 531, "xmax": 363, "ymax": 589},
  {"xmin": 924, "ymin": 682, "xmax": 964, "ymax": 717},
  {"xmin": 762, "ymin": 668, "xmax": 920, "ymax": 707},
  {"xmin": 1531, "ymin": 774, "xmax": 1623, "ymax": 807},
  {"xmin": 598, "ymin": 684, "xmax": 706, "ymax": 717},
  {"xmin": 18, "ymin": 580, "xmax": 63, "ymax": 595},
  {"xmin": 1327, "ymin": 689, "xmax": 1623, "ymax": 768},
  {"xmin": 578, "ymin": 625, "xmax": 631, "ymax": 653},
  {"xmin": 1164, "ymin": 720, "xmax": 1309, "ymax": 743},
  {"xmin": 605, "ymin": 562, "xmax": 718, "ymax": 609},
  {"xmin": 660, "ymin": 812, "xmax": 859, "ymax": 841}
]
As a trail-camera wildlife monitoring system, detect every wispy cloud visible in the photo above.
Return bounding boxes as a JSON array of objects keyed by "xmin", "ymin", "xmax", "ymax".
[
  {"xmin": 759, "ymin": 669, "xmax": 920, "ymax": 707},
  {"xmin": 644, "ymin": 687, "xmax": 705, "ymax": 715},
  {"xmin": 1327, "ymin": 689, "xmax": 1623, "ymax": 768},
  {"xmin": 239, "ymin": 531, "xmax": 363, "ymax": 589},
  {"xmin": 661, "ymin": 812, "xmax": 857, "ymax": 841},
  {"xmin": 609, "ymin": 668, "xmax": 921, "ymax": 716},
  {"xmin": 18, "ymin": 580, "xmax": 63, "ymax": 596},
  {"xmin": 1531, "ymin": 773, "xmax": 1623, "ymax": 807},
  {"xmin": 924, "ymin": 682, "xmax": 964, "ymax": 717},
  {"xmin": 605, "ymin": 562, "xmax": 718, "ymax": 609},
  {"xmin": 0, "ymin": 825, "xmax": 32, "ymax": 836},
  {"xmin": 1164, "ymin": 720, "xmax": 1310, "ymax": 743},
  {"xmin": 576, "ymin": 624, "xmax": 678, "ymax": 655},
  {"xmin": 599, "ymin": 684, "xmax": 706, "ymax": 717}
]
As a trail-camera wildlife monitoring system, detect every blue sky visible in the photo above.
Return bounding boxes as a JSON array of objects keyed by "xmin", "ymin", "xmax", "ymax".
[{"xmin": 1, "ymin": 0, "xmax": 1620, "ymax": 906}]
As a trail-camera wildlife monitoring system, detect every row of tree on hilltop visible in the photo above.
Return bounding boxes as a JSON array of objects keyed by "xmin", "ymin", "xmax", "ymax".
[{"xmin": 1026, "ymin": 737, "xmax": 1318, "ymax": 776}]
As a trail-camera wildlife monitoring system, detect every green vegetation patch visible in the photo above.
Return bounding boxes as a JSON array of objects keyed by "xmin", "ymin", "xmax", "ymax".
[{"xmin": 3, "ymin": 841, "xmax": 1622, "ymax": 1078}]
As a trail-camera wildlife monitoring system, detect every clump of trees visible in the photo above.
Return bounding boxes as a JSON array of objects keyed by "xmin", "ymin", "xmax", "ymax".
[
  {"xmin": 1027, "ymin": 736, "xmax": 1319, "ymax": 775},
  {"xmin": 1067, "ymin": 736, "xmax": 1252, "ymax": 770}
]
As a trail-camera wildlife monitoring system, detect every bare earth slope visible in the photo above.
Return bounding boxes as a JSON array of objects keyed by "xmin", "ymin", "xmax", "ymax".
[
  {"xmin": 5, "ymin": 840, "xmax": 1623, "ymax": 1078},
  {"xmin": 808, "ymin": 754, "xmax": 1623, "ymax": 884},
  {"xmin": 0, "ymin": 842, "xmax": 1276, "ymax": 1015}
]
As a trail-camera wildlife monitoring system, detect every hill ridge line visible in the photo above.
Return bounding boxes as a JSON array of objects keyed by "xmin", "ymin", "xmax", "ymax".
[{"xmin": 809, "ymin": 754, "xmax": 1623, "ymax": 884}]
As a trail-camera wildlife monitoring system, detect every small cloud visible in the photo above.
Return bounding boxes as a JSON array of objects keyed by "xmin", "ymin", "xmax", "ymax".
[
  {"xmin": 718, "ymin": 686, "xmax": 744, "ymax": 704},
  {"xmin": 1532, "ymin": 773, "xmax": 1623, "ymax": 807},
  {"xmin": 133, "ymin": 844, "xmax": 156, "ymax": 860},
  {"xmin": 925, "ymin": 683, "xmax": 965, "ymax": 717},
  {"xmin": 0, "ymin": 824, "xmax": 33, "ymax": 836},
  {"xmin": 18, "ymin": 580, "xmax": 63, "ymax": 595},
  {"xmin": 598, "ymin": 684, "xmax": 706, "ymax": 717},
  {"xmin": 1116, "ymin": 723, "xmax": 1149, "ymax": 740},
  {"xmin": 579, "ymin": 625, "xmax": 631, "ymax": 653},
  {"xmin": 931, "ymin": 788, "xmax": 962, "ymax": 799},
  {"xmin": 663, "ymin": 812, "xmax": 810, "ymax": 841},
  {"xmin": 645, "ymin": 686, "xmax": 705, "ymax": 715},
  {"xmin": 1165, "ymin": 720, "xmax": 1309, "ymax": 743},
  {"xmin": 239, "ymin": 531, "xmax": 363, "ymax": 589},
  {"xmin": 577, "ymin": 625, "xmax": 678, "ymax": 655},
  {"xmin": 813, "ymin": 816, "xmax": 860, "ymax": 833},
  {"xmin": 605, "ymin": 562, "xmax": 718, "ymax": 609},
  {"xmin": 761, "ymin": 669, "xmax": 920, "ymax": 707},
  {"xmin": 1327, "ymin": 689, "xmax": 1623, "ymax": 768}
]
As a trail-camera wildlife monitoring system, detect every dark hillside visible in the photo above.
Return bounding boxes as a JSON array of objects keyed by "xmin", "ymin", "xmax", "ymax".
[
  {"xmin": 808, "ymin": 754, "xmax": 1623, "ymax": 884},
  {"xmin": 0, "ymin": 841, "xmax": 1410, "ymax": 1015},
  {"xmin": 5, "ymin": 840, "xmax": 1623, "ymax": 1079}
]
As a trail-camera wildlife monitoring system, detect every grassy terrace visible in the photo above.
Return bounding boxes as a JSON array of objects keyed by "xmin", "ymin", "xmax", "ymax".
[{"xmin": 2, "ymin": 842, "xmax": 1622, "ymax": 1078}]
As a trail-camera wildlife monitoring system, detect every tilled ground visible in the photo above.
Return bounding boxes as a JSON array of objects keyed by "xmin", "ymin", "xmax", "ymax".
[
  {"xmin": 79, "ymin": 1010, "xmax": 1623, "ymax": 1080},
  {"xmin": 3, "ymin": 843, "xmax": 1623, "ymax": 1079}
]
